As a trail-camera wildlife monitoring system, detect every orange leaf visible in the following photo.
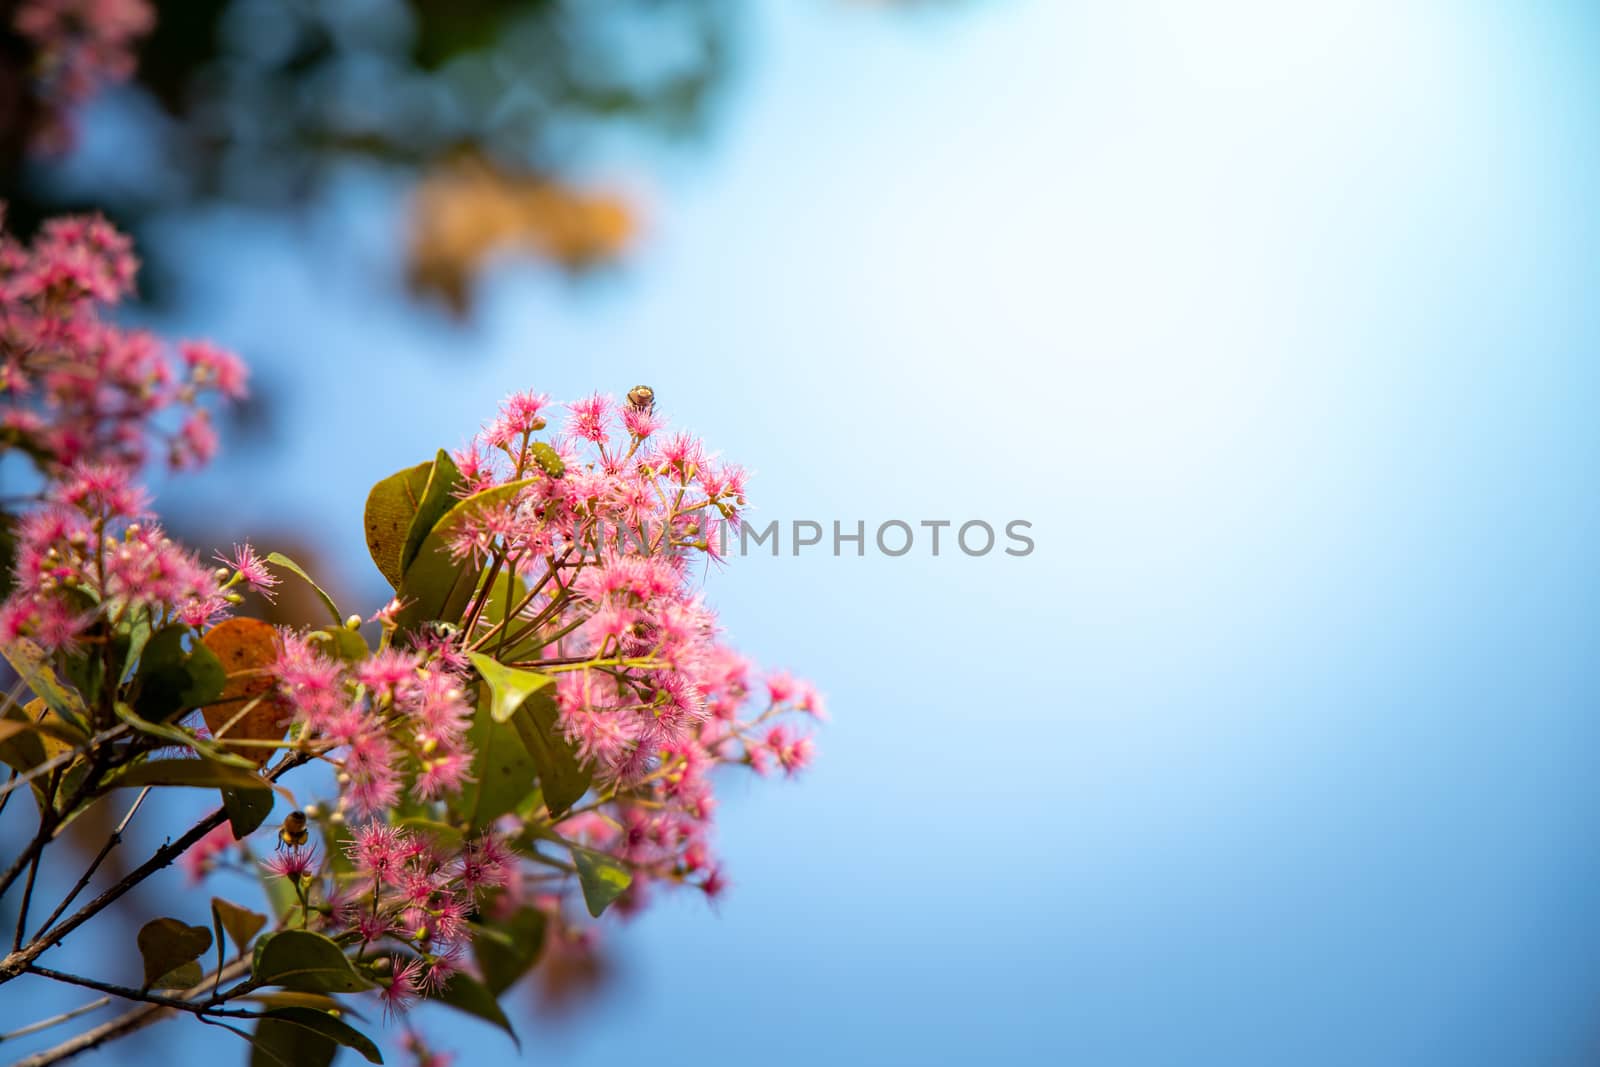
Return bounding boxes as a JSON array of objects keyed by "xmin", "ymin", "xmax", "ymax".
[{"xmin": 201, "ymin": 618, "xmax": 290, "ymax": 764}]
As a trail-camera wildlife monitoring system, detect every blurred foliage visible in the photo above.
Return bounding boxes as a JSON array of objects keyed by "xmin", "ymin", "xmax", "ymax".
[
  {"xmin": 2, "ymin": 0, "xmax": 734, "ymax": 310},
  {"xmin": 408, "ymin": 152, "xmax": 636, "ymax": 315}
]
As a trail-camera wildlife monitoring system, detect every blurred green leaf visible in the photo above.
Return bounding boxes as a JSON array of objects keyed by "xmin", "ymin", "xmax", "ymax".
[
  {"xmin": 510, "ymin": 686, "xmax": 591, "ymax": 819},
  {"xmin": 571, "ymin": 845, "xmax": 631, "ymax": 917},
  {"xmin": 434, "ymin": 971, "xmax": 518, "ymax": 1047},
  {"xmin": 250, "ymin": 1015, "xmax": 336, "ymax": 1067},
  {"xmin": 473, "ymin": 907, "xmax": 547, "ymax": 996},
  {"xmin": 260, "ymin": 1008, "xmax": 382, "ymax": 1065}
]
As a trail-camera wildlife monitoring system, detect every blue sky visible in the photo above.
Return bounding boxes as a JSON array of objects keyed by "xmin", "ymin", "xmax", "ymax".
[{"xmin": 6, "ymin": 2, "xmax": 1600, "ymax": 1064}]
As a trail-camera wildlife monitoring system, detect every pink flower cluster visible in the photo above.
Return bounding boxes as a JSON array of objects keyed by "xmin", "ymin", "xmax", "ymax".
[
  {"xmin": 262, "ymin": 819, "xmax": 514, "ymax": 1020},
  {"xmin": 0, "ymin": 462, "xmax": 246, "ymax": 647},
  {"xmin": 0, "ymin": 211, "xmax": 247, "ymax": 474},
  {"xmin": 270, "ymin": 637, "xmax": 476, "ymax": 817},
  {"xmin": 12, "ymin": 0, "xmax": 155, "ymax": 153},
  {"xmin": 447, "ymin": 391, "xmax": 825, "ymax": 901}
]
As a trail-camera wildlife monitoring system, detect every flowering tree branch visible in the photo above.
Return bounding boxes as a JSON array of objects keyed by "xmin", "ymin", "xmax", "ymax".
[{"xmin": 0, "ymin": 212, "xmax": 825, "ymax": 1066}]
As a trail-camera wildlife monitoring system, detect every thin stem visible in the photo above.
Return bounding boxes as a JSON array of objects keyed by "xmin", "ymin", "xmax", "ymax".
[
  {"xmin": 0, "ymin": 752, "xmax": 312, "ymax": 985},
  {"xmin": 11, "ymin": 956, "xmax": 254, "ymax": 1067},
  {"xmin": 0, "ymin": 995, "xmax": 110, "ymax": 1044},
  {"xmin": 26, "ymin": 966, "xmax": 264, "ymax": 1019},
  {"xmin": 30, "ymin": 787, "xmax": 150, "ymax": 941}
]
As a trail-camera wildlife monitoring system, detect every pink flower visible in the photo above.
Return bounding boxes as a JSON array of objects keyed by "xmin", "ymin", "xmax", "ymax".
[
  {"xmin": 216, "ymin": 543, "xmax": 279, "ymax": 600},
  {"xmin": 380, "ymin": 957, "xmax": 424, "ymax": 1020},
  {"xmin": 180, "ymin": 824, "xmax": 236, "ymax": 886},
  {"xmin": 347, "ymin": 822, "xmax": 409, "ymax": 884},
  {"xmin": 180, "ymin": 340, "xmax": 249, "ymax": 400},
  {"xmin": 264, "ymin": 847, "xmax": 320, "ymax": 882},
  {"xmin": 565, "ymin": 393, "xmax": 613, "ymax": 444}
]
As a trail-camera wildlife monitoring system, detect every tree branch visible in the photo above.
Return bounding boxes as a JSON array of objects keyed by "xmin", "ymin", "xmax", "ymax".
[{"xmin": 0, "ymin": 752, "xmax": 311, "ymax": 985}]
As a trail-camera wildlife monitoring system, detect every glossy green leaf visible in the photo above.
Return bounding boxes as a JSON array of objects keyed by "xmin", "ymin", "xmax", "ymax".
[
  {"xmin": 252, "ymin": 930, "xmax": 375, "ymax": 993},
  {"xmin": 453, "ymin": 688, "xmax": 536, "ymax": 832},
  {"xmin": 469, "ymin": 654, "xmax": 553, "ymax": 725},
  {"xmin": 401, "ymin": 449, "xmax": 464, "ymax": 575},
  {"xmin": 250, "ymin": 1016, "xmax": 336, "ymax": 1067},
  {"xmin": 1, "ymin": 639, "xmax": 90, "ymax": 734},
  {"xmin": 222, "ymin": 786, "xmax": 275, "ymax": 839},
  {"xmin": 137, "ymin": 917, "xmax": 213, "ymax": 990},
  {"xmin": 394, "ymin": 478, "xmax": 537, "ymax": 632},
  {"xmin": 132, "ymin": 625, "xmax": 226, "ymax": 722},
  {"xmin": 571, "ymin": 845, "xmax": 632, "ymax": 917},
  {"xmin": 363, "ymin": 460, "xmax": 433, "ymax": 588},
  {"xmin": 434, "ymin": 971, "xmax": 518, "ymax": 1047},
  {"xmin": 510, "ymin": 686, "xmax": 592, "ymax": 818},
  {"xmin": 264, "ymin": 552, "xmax": 342, "ymax": 626},
  {"xmin": 260, "ymin": 1008, "xmax": 382, "ymax": 1065},
  {"xmin": 473, "ymin": 907, "xmax": 547, "ymax": 996}
]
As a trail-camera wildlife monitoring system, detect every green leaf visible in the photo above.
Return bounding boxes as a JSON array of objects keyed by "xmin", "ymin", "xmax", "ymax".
[
  {"xmin": 363, "ymin": 460, "xmax": 433, "ymax": 588},
  {"xmin": 473, "ymin": 907, "xmax": 547, "ymax": 996},
  {"xmin": 252, "ymin": 930, "xmax": 375, "ymax": 994},
  {"xmin": 152, "ymin": 960, "xmax": 204, "ymax": 990},
  {"xmin": 393, "ymin": 478, "xmax": 537, "ymax": 633},
  {"xmin": 132, "ymin": 625, "xmax": 226, "ymax": 722},
  {"xmin": 434, "ymin": 971, "xmax": 519, "ymax": 1047},
  {"xmin": 394, "ymin": 817, "xmax": 464, "ymax": 853},
  {"xmin": 1, "ymin": 639, "xmax": 90, "ymax": 734},
  {"xmin": 308, "ymin": 625, "xmax": 367, "ymax": 663},
  {"xmin": 212, "ymin": 897, "xmax": 268, "ymax": 968},
  {"xmin": 509, "ymin": 686, "xmax": 592, "ymax": 818},
  {"xmin": 469, "ymin": 654, "xmax": 553, "ymax": 725},
  {"xmin": 264, "ymin": 552, "xmax": 342, "ymax": 626},
  {"xmin": 137, "ymin": 917, "xmax": 213, "ymax": 990},
  {"xmin": 452, "ymin": 687, "xmax": 536, "ymax": 832},
  {"xmin": 114, "ymin": 703, "xmax": 257, "ymax": 770},
  {"xmin": 260, "ymin": 1008, "xmax": 383, "ymax": 1065},
  {"xmin": 222, "ymin": 786, "xmax": 275, "ymax": 839},
  {"xmin": 571, "ymin": 845, "xmax": 632, "ymax": 917},
  {"xmin": 401, "ymin": 449, "xmax": 464, "ymax": 576},
  {"xmin": 250, "ymin": 1016, "xmax": 336, "ymax": 1067},
  {"xmin": 108, "ymin": 757, "xmax": 275, "ymax": 794}
]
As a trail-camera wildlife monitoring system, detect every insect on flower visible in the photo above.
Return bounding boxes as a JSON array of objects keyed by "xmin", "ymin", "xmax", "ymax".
[
  {"xmin": 277, "ymin": 809, "xmax": 309, "ymax": 851},
  {"xmin": 626, "ymin": 384, "xmax": 655, "ymax": 414}
]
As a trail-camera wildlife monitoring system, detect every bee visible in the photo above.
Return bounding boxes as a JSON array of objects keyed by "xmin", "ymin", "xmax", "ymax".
[
  {"xmin": 626, "ymin": 384, "xmax": 655, "ymax": 414},
  {"xmin": 277, "ymin": 810, "xmax": 309, "ymax": 851}
]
